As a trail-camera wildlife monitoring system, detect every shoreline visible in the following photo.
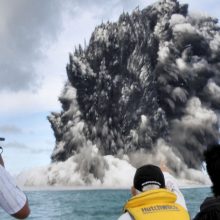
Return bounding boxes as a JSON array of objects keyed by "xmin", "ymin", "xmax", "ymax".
[{"xmin": 21, "ymin": 184, "xmax": 211, "ymax": 192}]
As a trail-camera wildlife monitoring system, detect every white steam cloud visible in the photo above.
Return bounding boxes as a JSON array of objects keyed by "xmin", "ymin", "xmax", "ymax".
[{"xmin": 17, "ymin": 140, "xmax": 210, "ymax": 188}]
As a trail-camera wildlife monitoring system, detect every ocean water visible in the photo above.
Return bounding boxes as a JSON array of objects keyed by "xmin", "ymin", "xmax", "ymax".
[{"xmin": 0, "ymin": 187, "xmax": 211, "ymax": 220}]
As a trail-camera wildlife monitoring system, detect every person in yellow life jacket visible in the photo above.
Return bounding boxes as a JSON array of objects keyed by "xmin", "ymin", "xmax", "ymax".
[{"xmin": 118, "ymin": 164, "xmax": 190, "ymax": 220}]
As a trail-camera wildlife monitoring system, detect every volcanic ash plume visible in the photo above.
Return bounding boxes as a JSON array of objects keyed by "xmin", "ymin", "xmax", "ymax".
[{"xmin": 42, "ymin": 0, "xmax": 220, "ymax": 186}]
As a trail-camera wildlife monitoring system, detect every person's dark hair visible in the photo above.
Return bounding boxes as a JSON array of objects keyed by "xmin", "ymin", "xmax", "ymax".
[
  {"xmin": 204, "ymin": 144, "xmax": 220, "ymax": 197},
  {"xmin": 194, "ymin": 210, "xmax": 220, "ymax": 220}
]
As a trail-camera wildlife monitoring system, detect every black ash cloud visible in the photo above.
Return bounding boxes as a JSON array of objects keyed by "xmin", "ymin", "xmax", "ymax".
[{"xmin": 48, "ymin": 0, "xmax": 220, "ymax": 171}]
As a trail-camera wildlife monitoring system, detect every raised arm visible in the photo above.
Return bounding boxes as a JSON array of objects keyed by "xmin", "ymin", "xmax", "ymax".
[
  {"xmin": 0, "ymin": 165, "xmax": 30, "ymax": 219},
  {"xmin": 12, "ymin": 199, "xmax": 30, "ymax": 219}
]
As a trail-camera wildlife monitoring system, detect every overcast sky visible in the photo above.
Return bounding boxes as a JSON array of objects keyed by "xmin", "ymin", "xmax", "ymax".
[{"xmin": 0, "ymin": 0, "xmax": 219, "ymax": 174}]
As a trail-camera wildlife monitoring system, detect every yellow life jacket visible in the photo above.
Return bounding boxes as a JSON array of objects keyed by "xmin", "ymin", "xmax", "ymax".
[{"xmin": 124, "ymin": 189, "xmax": 190, "ymax": 220}]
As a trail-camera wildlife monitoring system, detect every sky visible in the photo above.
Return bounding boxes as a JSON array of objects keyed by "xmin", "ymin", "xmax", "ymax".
[{"xmin": 0, "ymin": 0, "xmax": 219, "ymax": 175}]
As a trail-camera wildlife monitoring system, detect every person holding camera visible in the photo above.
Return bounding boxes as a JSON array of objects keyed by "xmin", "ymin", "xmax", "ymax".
[{"xmin": 0, "ymin": 138, "xmax": 30, "ymax": 219}]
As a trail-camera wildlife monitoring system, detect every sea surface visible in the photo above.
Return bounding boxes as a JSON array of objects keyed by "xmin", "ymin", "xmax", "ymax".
[{"xmin": 0, "ymin": 187, "xmax": 211, "ymax": 220}]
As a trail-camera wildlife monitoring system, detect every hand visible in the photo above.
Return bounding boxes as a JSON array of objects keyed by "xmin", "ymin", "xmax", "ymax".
[
  {"xmin": 131, "ymin": 186, "xmax": 137, "ymax": 196},
  {"xmin": 160, "ymin": 161, "xmax": 171, "ymax": 173}
]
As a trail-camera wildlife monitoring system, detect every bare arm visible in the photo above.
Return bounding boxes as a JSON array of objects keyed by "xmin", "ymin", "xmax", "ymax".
[
  {"xmin": 0, "ymin": 161, "xmax": 30, "ymax": 219},
  {"xmin": 11, "ymin": 199, "xmax": 30, "ymax": 219}
]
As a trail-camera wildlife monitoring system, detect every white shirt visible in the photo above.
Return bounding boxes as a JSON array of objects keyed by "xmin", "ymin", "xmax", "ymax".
[
  {"xmin": 163, "ymin": 172, "xmax": 187, "ymax": 210},
  {"xmin": 118, "ymin": 172, "xmax": 187, "ymax": 220},
  {"xmin": 0, "ymin": 165, "xmax": 27, "ymax": 215}
]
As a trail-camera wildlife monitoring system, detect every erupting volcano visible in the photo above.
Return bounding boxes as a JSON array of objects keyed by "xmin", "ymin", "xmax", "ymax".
[{"xmin": 43, "ymin": 0, "xmax": 220, "ymax": 185}]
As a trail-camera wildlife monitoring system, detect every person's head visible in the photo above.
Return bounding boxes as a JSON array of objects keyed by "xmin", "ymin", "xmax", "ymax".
[
  {"xmin": 204, "ymin": 144, "xmax": 220, "ymax": 197},
  {"xmin": 131, "ymin": 164, "xmax": 165, "ymax": 196}
]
